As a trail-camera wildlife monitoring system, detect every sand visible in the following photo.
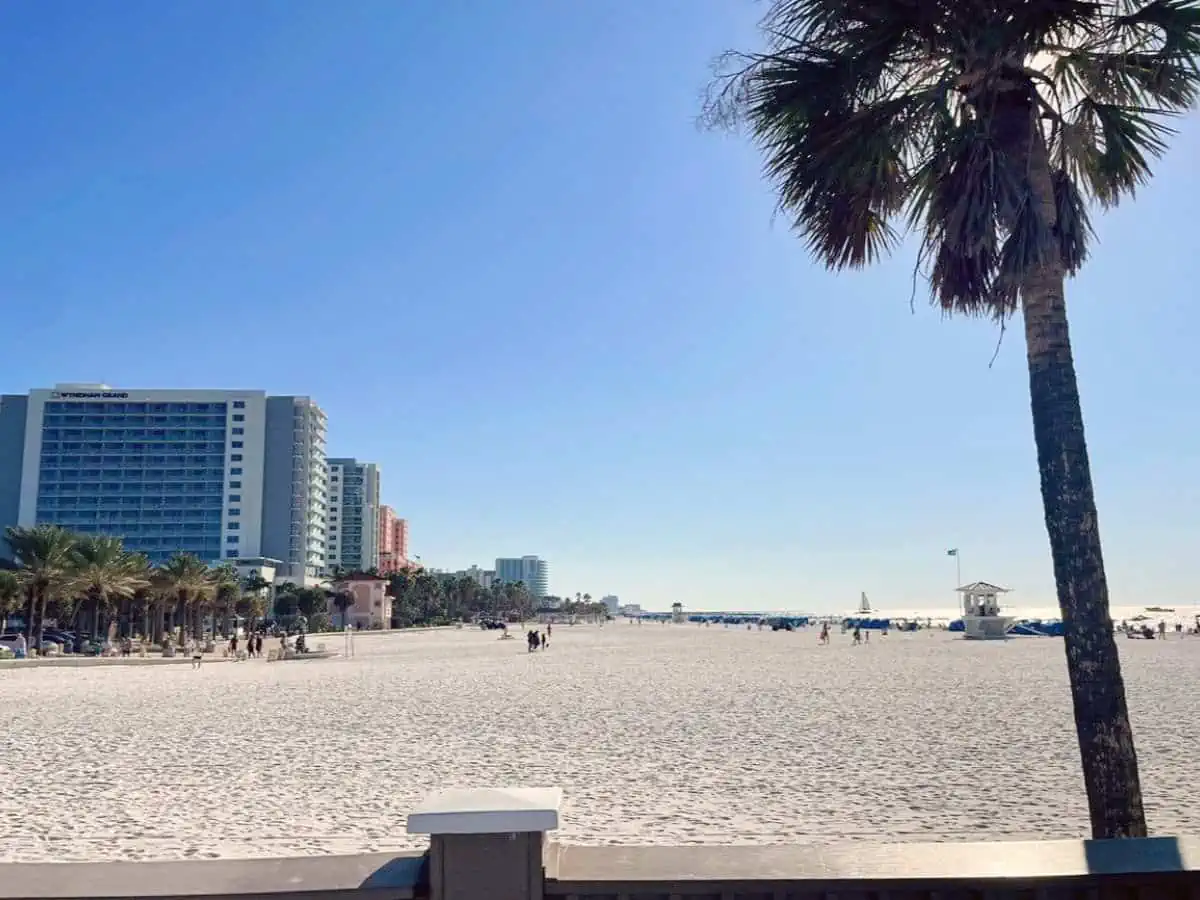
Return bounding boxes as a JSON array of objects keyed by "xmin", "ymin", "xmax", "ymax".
[{"xmin": 0, "ymin": 623, "xmax": 1197, "ymax": 862}]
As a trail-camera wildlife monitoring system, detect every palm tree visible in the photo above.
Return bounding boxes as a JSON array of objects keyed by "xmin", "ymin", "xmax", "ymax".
[
  {"xmin": 209, "ymin": 564, "xmax": 240, "ymax": 638},
  {"xmin": 153, "ymin": 553, "xmax": 214, "ymax": 648},
  {"xmin": 239, "ymin": 591, "xmax": 268, "ymax": 636},
  {"xmin": 705, "ymin": 0, "xmax": 1199, "ymax": 838},
  {"xmin": 71, "ymin": 535, "xmax": 150, "ymax": 639},
  {"xmin": 331, "ymin": 590, "xmax": 354, "ymax": 629},
  {"xmin": 0, "ymin": 569, "xmax": 21, "ymax": 627},
  {"xmin": 4, "ymin": 525, "xmax": 79, "ymax": 646}
]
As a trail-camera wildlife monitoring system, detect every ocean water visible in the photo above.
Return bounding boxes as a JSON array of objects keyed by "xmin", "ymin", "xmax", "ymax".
[{"xmin": 688, "ymin": 604, "xmax": 1199, "ymax": 626}]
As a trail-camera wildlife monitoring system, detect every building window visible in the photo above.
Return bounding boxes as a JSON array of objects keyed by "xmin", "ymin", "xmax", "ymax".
[
  {"xmin": 230, "ymin": 467, "xmax": 243, "ymax": 475},
  {"xmin": 229, "ymin": 508, "xmax": 240, "ymax": 516},
  {"xmin": 233, "ymin": 401, "xmax": 245, "ymax": 409},
  {"xmin": 229, "ymin": 494, "xmax": 241, "ymax": 503},
  {"xmin": 231, "ymin": 441, "xmax": 243, "ymax": 449},
  {"xmin": 228, "ymin": 522, "xmax": 240, "ymax": 531},
  {"xmin": 230, "ymin": 454, "xmax": 243, "ymax": 462},
  {"xmin": 226, "ymin": 536, "xmax": 239, "ymax": 544},
  {"xmin": 232, "ymin": 427, "xmax": 244, "ymax": 435},
  {"xmin": 226, "ymin": 549, "xmax": 240, "ymax": 558},
  {"xmin": 230, "ymin": 480, "xmax": 242, "ymax": 488},
  {"xmin": 232, "ymin": 414, "xmax": 244, "ymax": 422}
]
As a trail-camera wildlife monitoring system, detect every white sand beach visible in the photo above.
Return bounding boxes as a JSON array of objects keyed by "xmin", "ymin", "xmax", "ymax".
[{"xmin": 0, "ymin": 623, "xmax": 1197, "ymax": 862}]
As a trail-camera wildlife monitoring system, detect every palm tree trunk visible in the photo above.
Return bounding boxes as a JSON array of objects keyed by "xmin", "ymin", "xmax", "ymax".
[
  {"xmin": 1021, "ymin": 281, "xmax": 1146, "ymax": 838},
  {"xmin": 1001, "ymin": 92, "xmax": 1146, "ymax": 839},
  {"xmin": 36, "ymin": 591, "xmax": 49, "ymax": 649},
  {"xmin": 24, "ymin": 586, "xmax": 37, "ymax": 642},
  {"xmin": 177, "ymin": 593, "xmax": 189, "ymax": 647}
]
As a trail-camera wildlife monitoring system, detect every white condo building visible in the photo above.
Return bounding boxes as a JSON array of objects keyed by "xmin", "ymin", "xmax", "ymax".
[
  {"xmin": 325, "ymin": 458, "xmax": 380, "ymax": 572},
  {"xmin": 457, "ymin": 565, "xmax": 495, "ymax": 589},
  {"xmin": 494, "ymin": 555, "xmax": 549, "ymax": 598}
]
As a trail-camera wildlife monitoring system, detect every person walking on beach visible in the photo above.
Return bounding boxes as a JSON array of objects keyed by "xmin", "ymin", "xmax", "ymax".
[
  {"xmin": 540, "ymin": 630, "xmax": 548, "ymax": 649},
  {"xmin": 191, "ymin": 642, "xmax": 203, "ymax": 669},
  {"xmin": 852, "ymin": 626, "xmax": 862, "ymax": 646},
  {"xmin": 229, "ymin": 634, "xmax": 239, "ymax": 658},
  {"xmin": 819, "ymin": 622, "xmax": 829, "ymax": 645},
  {"xmin": 254, "ymin": 633, "xmax": 263, "ymax": 657},
  {"xmin": 527, "ymin": 629, "xmax": 538, "ymax": 653}
]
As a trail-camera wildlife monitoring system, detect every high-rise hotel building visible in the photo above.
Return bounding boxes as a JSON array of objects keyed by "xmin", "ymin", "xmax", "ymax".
[
  {"xmin": 325, "ymin": 458, "xmax": 380, "ymax": 572},
  {"xmin": 377, "ymin": 505, "xmax": 409, "ymax": 574},
  {"xmin": 494, "ymin": 555, "xmax": 549, "ymax": 599},
  {"xmin": 0, "ymin": 384, "xmax": 329, "ymax": 581}
]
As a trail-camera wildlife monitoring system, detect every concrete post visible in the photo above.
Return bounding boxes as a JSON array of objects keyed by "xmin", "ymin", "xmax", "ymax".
[{"xmin": 406, "ymin": 787, "xmax": 561, "ymax": 900}]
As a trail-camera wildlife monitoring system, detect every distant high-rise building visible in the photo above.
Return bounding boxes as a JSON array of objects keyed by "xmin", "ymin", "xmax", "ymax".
[
  {"xmin": 0, "ymin": 385, "xmax": 328, "ymax": 580},
  {"xmin": 261, "ymin": 396, "xmax": 329, "ymax": 582},
  {"xmin": 601, "ymin": 595, "xmax": 620, "ymax": 616},
  {"xmin": 377, "ymin": 504, "xmax": 409, "ymax": 573},
  {"xmin": 456, "ymin": 565, "xmax": 495, "ymax": 589},
  {"xmin": 494, "ymin": 555, "xmax": 548, "ymax": 598},
  {"xmin": 326, "ymin": 458, "xmax": 380, "ymax": 572}
]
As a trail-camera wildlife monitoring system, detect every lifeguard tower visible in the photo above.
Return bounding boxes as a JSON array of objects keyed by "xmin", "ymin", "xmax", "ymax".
[
  {"xmin": 671, "ymin": 601, "xmax": 685, "ymax": 624},
  {"xmin": 957, "ymin": 582, "xmax": 1014, "ymax": 639}
]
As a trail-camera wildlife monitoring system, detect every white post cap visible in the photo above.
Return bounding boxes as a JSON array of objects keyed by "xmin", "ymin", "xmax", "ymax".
[{"xmin": 406, "ymin": 787, "xmax": 563, "ymax": 835}]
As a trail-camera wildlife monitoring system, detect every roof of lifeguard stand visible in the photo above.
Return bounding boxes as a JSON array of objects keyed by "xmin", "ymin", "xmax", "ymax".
[{"xmin": 956, "ymin": 581, "xmax": 1010, "ymax": 593}]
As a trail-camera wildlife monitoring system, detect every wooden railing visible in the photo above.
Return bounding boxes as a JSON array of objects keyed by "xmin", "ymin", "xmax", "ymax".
[
  {"xmin": 2, "ymin": 789, "xmax": 1197, "ymax": 900},
  {"xmin": 544, "ymin": 838, "xmax": 1200, "ymax": 899}
]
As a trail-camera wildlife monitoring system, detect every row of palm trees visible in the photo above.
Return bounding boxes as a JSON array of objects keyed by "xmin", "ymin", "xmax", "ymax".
[
  {"xmin": 386, "ymin": 569, "xmax": 538, "ymax": 625},
  {"xmin": 1, "ymin": 524, "xmax": 268, "ymax": 648}
]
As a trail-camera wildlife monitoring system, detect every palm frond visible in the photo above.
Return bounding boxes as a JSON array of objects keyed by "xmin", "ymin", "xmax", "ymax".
[
  {"xmin": 1055, "ymin": 49, "xmax": 1200, "ymax": 106},
  {"xmin": 911, "ymin": 119, "xmax": 1018, "ymax": 316},
  {"xmin": 1118, "ymin": 0, "xmax": 1200, "ymax": 57},
  {"xmin": 737, "ymin": 44, "xmax": 953, "ymax": 268},
  {"xmin": 1051, "ymin": 168, "xmax": 1094, "ymax": 273},
  {"xmin": 1057, "ymin": 99, "xmax": 1174, "ymax": 204},
  {"xmin": 707, "ymin": 0, "xmax": 1199, "ymax": 316}
]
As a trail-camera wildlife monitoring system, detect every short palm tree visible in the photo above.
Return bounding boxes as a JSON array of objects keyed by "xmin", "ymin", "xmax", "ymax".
[
  {"xmin": 239, "ymin": 573, "xmax": 272, "ymax": 635},
  {"xmin": 238, "ymin": 591, "xmax": 268, "ymax": 635},
  {"xmin": 707, "ymin": 0, "xmax": 1200, "ymax": 838},
  {"xmin": 4, "ymin": 525, "xmax": 79, "ymax": 645},
  {"xmin": 331, "ymin": 590, "xmax": 354, "ymax": 629},
  {"xmin": 71, "ymin": 535, "xmax": 150, "ymax": 639},
  {"xmin": 208, "ymin": 564, "xmax": 240, "ymax": 638},
  {"xmin": 153, "ymin": 553, "xmax": 215, "ymax": 648}
]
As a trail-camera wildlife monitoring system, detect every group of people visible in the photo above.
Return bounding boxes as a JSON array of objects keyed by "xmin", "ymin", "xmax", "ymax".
[
  {"xmin": 527, "ymin": 624, "xmax": 550, "ymax": 652},
  {"xmin": 817, "ymin": 622, "xmax": 875, "ymax": 645},
  {"xmin": 229, "ymin": 632, "xmax": 266, "ymax": 659}
]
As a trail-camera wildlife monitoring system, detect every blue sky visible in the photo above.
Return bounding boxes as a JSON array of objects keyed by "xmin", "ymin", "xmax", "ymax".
[{"xmin": 1, "ymin": 1, "xmax": 1197, "ymax": 613}]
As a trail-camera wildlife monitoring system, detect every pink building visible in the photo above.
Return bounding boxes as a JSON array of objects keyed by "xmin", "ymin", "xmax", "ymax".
[
  {"xmin": 378, "ymin": 505, "xmax": 410, "ymax": 574},
  {"xmin": 331, "ymin": 572, "xmax": 392, "ymax": 629}
]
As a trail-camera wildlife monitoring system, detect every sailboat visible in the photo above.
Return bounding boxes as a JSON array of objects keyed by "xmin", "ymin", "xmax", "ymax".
[{"xmin": 858, "ymin": 592, "xmax": 871, "ymax": 615}]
